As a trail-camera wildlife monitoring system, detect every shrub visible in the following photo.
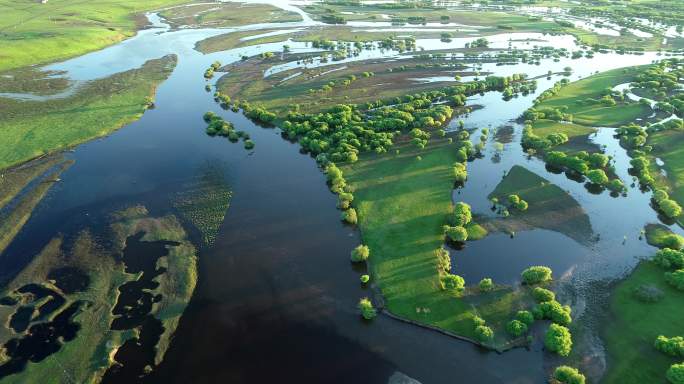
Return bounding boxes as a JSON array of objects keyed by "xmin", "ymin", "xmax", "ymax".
[
  {"xmin": 665, "ymin": 269, "xmax": 684, "ymax": 290},
  {"xmin": 508, "ymin": 194, "xmax": 521, "ymax": 205},
  {"xmin": 337, "ymin": 192, "xmax": 354, "ymax": 210},
  {"xmin": 654, "ymin": 248, "xmax": 684, "ymax": 269},
  {"xmin": 472, "ymin": 316, "xmax": 486, "ymax": 327},
  {"xmin": 545, "ymin": 324, "xmax": 572, "ymax": 356},
  {"xmin": 244, "ymin": 140, "xmax": 255, "ymax": 150},
  {"xmin": 660, "ymin": 199, "xmax": 683, "ymax": 218},
  {"xmin": 475, "ymin": 325, "xmax": 494, "ymax": 342},
  {"xmin": 445, "ymin": 225, "xmax": 468, "ymax": 242},
  {"xmin": 342, "ymin": 208, "xmax": 358, "ymax": 224},
  {"xmin": 360, "ymin": 274, "xmax": 370, "ymax": 284},
  {"xmin": 506, "ymin": 319, "xmax": 528, "ymax": 337},
  {"xmin": 453, "ymin": 163, "xmax": 468, "ymax": 182},
  {"xmin": 667, "ymin": 363, "xmax": 684, "ymax": 384},
  {"xmin": 358, "ymin": 297, "xmax": 377, "ymax": 320},
  {"xmin": 441, "ymin": 274, "xmax": 465, "ymax": 292},
  {"xmin": 515, "ymin": 200, "xmax": 529, "ymax": 211},
  {"xmin": 515, "ymin": 310, "xmax": 534, "ymax": 326},
  {"xmin": 435, "ymin": 247, "xmax": 451, "ymax": 272},
  {"xmin": 553, "ymin": 365, "xmax": 585, "ymax": 384},
  {"xmin": 532, "ymin": 287, "xmax": 555, "ymax": 302},
  {"xmin": 350, "ymin": 245, "xmax": 370, "ymax": 262},
  {"xmin": 479, "ymin": 278, "xmax": 493, "ymax": 292},
  {"xmin": 586, "ymin": 169, "xmax": 609, "ymax": 185},
  {"xmin": 655, "ymin": 335, "xmax": 684, "ymax": 357},
  {"xmin": 607, "ymin": 179, "xmax": 625, "ymax": 192},
  {"xmin": 521, "ymin": 266, "xmax": 553, "ymax": 284}
]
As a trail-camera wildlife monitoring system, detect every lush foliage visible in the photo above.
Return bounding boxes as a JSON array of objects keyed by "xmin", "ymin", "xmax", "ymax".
[
  {"xmin": 521, "ymin": 266, "xmax": 553, "ymax": 285},
  {"xmin": 545, "ymin": 323, "xmax": 573, "ymax": 356},
  {"xmin": 553, "ymin": 365, "xmax": 586, "ymax": 384}
]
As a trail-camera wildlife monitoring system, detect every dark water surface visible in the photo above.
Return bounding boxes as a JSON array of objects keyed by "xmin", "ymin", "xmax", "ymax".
[{"xmin": 0, "ymin": 6, "xmax": 681, "ymax": 383}]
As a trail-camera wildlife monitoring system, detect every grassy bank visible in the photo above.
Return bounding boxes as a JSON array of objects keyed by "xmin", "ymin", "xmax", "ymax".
[
  {"xmin": 485, "ymin": 165, "xmax": 593, "ymax": 245},
  {"xmin": 343, "ymin": 138, "xmax": 532, "ymax": 346},
  {"xmin": 0, "ymin": 0, "xmax": 190, "ymax": 72},
  {"xmin": 646, "ymin": 126, "xmax": 684, "ymax": 226},
  {"xmin": 159, "ymin": 2, "xmax": 301, "ymax": 29},
  {"xmin": 603, "ymin": 260, "xmax": 684, "ymax": 384},
  {"xmin": 0, "ymin": 54, "xmax": 177, "ymax": 171}
]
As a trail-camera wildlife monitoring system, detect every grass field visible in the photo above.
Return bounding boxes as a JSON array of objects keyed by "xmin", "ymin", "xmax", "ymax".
[
  {"xmin": 533, "ymin": 66, "xmax": 652, "ymax": 128},
  {"xmin": 0, "ymin": 54, "xmax": 176, "ymax": 171},
  {"xmin": 0, "ymin": 0, "xmax": 191, "ymax": 72},
  {"xmin": 343, "ymin": 138, "xmax": 533, "ymax": 347},
  {"xmin": 531, "ymin": 119, "xmax": 599, "ymax": 153},
  {"xmin": 485, "ymin": 165, "xmax": 593, "ymax": 245},
  {"xmin": 159, "ymin": 2, "xmax": 301, "ymax": 29},
  {"xmin": 602, "ymin": 260, "xmax": 684, "ymax": 384}
]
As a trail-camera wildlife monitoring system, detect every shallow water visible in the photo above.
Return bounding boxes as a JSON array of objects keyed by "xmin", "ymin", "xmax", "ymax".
[{"xmin": 0, "ymin": 2, "xmax": 682, "ymax": 383}]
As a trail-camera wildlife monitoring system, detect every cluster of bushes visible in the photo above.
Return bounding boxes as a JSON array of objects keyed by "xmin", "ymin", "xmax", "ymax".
[
  {"xmin": 444, "ymin": 202, "xmax": 472, "ymax": 243},
  {"xmin": 523, "ymin": 106, "xmax": 573, "ymax": 123},
  {"xmin": 465, "ymin": 38, "xmax": 489, "ymax": 49},
  {"xmin": 533, "ymin": 79, "xmax": 570, "ymax": 104},
  {"xmin": 521, "ymin": 125, "xmax": 569, "ymax": 152},
  {"xmin": 532, "ymin": 298, "xmax": 572, "ymax": 326},
  {"xmin": 378, "ymin": 37, "xmax": 416, "ymax": 52},
  {"xmin": 655, "ymin": 335, "xmax": 684, "ymax": 357},
  {"xmin": 203, "ymin": 111, "xmax": 254, "ymax": 149},
  {"xmin": 653, "ymin": 189, "xmax": 683, "ymax": 219},
  {"xmin": 544, "ymin": 150, "xmax": 624, "ymax": 191},
  {"xmin": 358, "ymin": 297, "xmax": 376, "ymax": 319},
  {"xmin": 321, "ymin": 14, "xmax": 346, "ymax": 24},
  {"xmin": 506, "ymin": 310, "xmax": 534, "ymax": 337},
  {"xmin": 204, "ymin": 60, "xmax": 221, "ymax": 79},
  {"xmin": 507, "ymin": 194, "xmax": 529, "ymax": 211},
  {"xmin": 239, "ymin": 101, "xmax": 277, "ymax": 124},
  {"xmin": 472, "ymin": 316, "xmax": 494, "ymax": 343},
  {"xmin": 309, "ymin": 73, "xmax": 371, "ymax": 94},
  {"xmin": 632, "ymin": 59, "xmax": 684, "ymax": 117},
  {"xmin": 653, "ymin": 248, "xmax": 684, "ymax": 292},
  {"xmin": 325, "ymin": 163, "xmax": 357, "ymax": 224}
]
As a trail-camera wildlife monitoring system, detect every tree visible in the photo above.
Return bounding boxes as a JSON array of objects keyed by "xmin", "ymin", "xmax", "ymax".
[
  {"xmin": 506, "ymin": 319, "xmax": 528, "ymax": 337},
  {"xmin": 654, "ymin": 248, "xmax": 684, "ymax": 269},
  {"xmin": 508, "ymin": 194, "xmax": 521, "ymax": 205},
  {"xmin": 360, "ymin": 274, "xmax": 370, "ymax": 284},
  {"xmin": 445, "ymin": 225, "xmax": 468, "ymax": 242},
  {"xmin": 342, "ymin": 208, "xmax": 358, "ymax": 224},
  {"xmin": 351, "ymin": 245, "xmax": 370, "ymax": 262},
  {"xmin": 358, "ymin": 297, "xmax": 377, "ymax": 320},
  {"xmin": 516, "ymin": 310, "xmax": 534, "ymax": 326},
  {"xmin": 534, "ymin": 300, "xmax": 572, "ymax": 325},
  {"xmin": 553, "ymin": 365, "xmax": 585, "ymax": 384},
  {"xmin": 479, "ymin": 278, "xmax": 493, "ymax": 292},
  {"xmin": 665, "ymin": 269, "xmax": 684, "ymax": 290},
  {"xmin": 441, "ymin": 274, "xmax": 465, "ymax": 291},
  {"xmin": 660, "ymin": 199, "xmax": 683, "ymax": 218},
  {"xmin": 545, "ymin": 324, "xmax": 572, "ymax": 356},
  {"xmin": 532, "ymin": 286, "xmax": 555, "ymax": 302},
  {"xmin": 515, "ymin": 200, "xmax": 529, "ymax": 211},
  {"xmin": 586, "ymin": 169, "xmax": 609, "ymax": 185},
  {"xmin": 667, "ymin": 363, "xmax": 684, "ymax": 384},
  {"xmin": 655, "ymin": 335, "xmax": 684, "ymax": 357},
  {"xmin": 475, "ymin": 325, "xmax": 494, "ymax": 342},
  {"xmin": 452, "ymin": 202, "xmax": 472, "ymax": 226},
  {"xmin": 589, "ymin": 153, "xmax": 609, "ymax": 168},
  {"xmin": 453, "ymin": 163, "xmax": 468, "ymax": 183},
  {"xmin": 521, "ymin": 266, "xmax": 553, "ymax": 284}
]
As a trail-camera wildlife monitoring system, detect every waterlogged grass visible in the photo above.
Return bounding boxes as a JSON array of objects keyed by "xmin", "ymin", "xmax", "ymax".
[
  {"xmin": 534, "ymin": 66, "xmax": 651, "ymax": 127},
  {"xmin": 0, "ymin": 159, "xmax": 73, "ymax": 256},
  {"xmin": 173, "ymin": 166, "xmax": 232, "ymax": 246},
  {"xmin": 485, "ymin": 165, "xmax": 593, "ymax": 245},
  {"xmin": 195, "ymin": 28, "xmax": 298, "ymax": 54},
  {"xmin": 0, "ymin": 55, "xmax": 177, "ymax": 171},
  {"xmin": 0, "ymin": 155, "xmax": 65, "ymax": 211},
  {"xmin": 344, "ymin": 138, "xmax": 531, "ymax": 346},
  {"xmin": 0, "ymin": 0, "xmax": 189, "ymax": 71},
  {"xmin": 603, "ymin": 261, "xmax": 684, "ymax": 384}
]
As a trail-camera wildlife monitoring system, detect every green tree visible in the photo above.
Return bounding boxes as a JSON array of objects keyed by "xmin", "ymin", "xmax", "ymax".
[
  {"xmin": 516, "ymin": 310, "xmax": 534, "ymax": 326},
  {"xmin": 358, "ymin": 297, "xmax": 377, "ymax": 320},
  {"xmin": 667, "ymin": 363, "xmax": 684, "ymax": 384},
  {"xmin": 475, "ymin": 325, "xmax": 494, "ymax": 342},
  {"xmin": 532, "ymin": 286, "xmax": 555, "ymax": 302},
  {"xmin": 351, "ymin": 244, "xmax": 370, "ymax": 262},
  {"xmin": 506, "ymin": 319, "xmax": 528, "ymax": 337},
  {"xmin": 586, "ymin": 169, "xmax": 609, "ymax": 185},
  {"xmin": 445, "ymin": 225, "xmax": 468, "ymax": 242},
  {"xmin": 545, "ymin": 324, "xmax": 572, "ymax": 356},
  {"xmin": 479, "ymin": 278, "xmax": 493, "ymax": 292},
  {"xmin": 654, "ymin": 248, "xmax": 684, "ymax": 269},
  {"xmin": 342, "ymin": 208, "xmax": 358, "ymax": 224},
  {"xmin": 441, "ymin": 274, "xmax": 465, "ymax": 291},
  {"xmin": 521, "ymin": 266, "xmax": 553, "ymax": 284},
  {"xmin": 660, "ymin": 199, "xmax": 683, "ymax": 218},
  {"xmin": 553, "ymin": 365, "xmax": 585, "ymax": 384},
  {"xmin": 452, "ymin": 202, "xmax": 472, "ymax": 226},
  {"xmin": 665, "ymin": 269, "xmax": 684, "ymax": 290},
  {"xmin": 655, "ymin": 335, "xmax": 684, "ymax": 357}
]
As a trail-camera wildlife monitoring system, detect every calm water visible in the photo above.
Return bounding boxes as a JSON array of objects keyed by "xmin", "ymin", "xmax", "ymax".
[{"xmin": 1, "ymin": 3, "xmax": 682, "ymax": 383}]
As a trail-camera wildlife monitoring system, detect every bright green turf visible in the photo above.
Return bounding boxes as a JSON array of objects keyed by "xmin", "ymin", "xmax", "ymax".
[
  {"xmin": 602, "ymin": 261, "xmax": 684, "ymax": 384},
  {"xmin": 343, "ymin": 138, "xmax": 532, "ymax": 347},
  {"xmin": 0, "ymin": 0, "xmax": 190, "ymax": 72},
  {"xmin": 534, "ymin": 66, "xmax": 652, "ymax": 127}
]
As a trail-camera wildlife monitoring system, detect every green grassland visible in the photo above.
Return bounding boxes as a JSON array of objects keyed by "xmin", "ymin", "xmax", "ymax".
[
  {"xmin": 602, "ymin": 260, "xmax": 684, "ymax": 384},
  {"xmin": 158, "ymin": 2, "xmax": 301, "ymax": 29},
  {"xmin": 0, "ymin": 54, "xmax": 176, "ymax": 171},
  {"xmin": 485, "ymin": 165, "xmax": 593, "ymax": 245},
  {"xmin": 195, "ymin": 28, "xmax": 299, "ymax": 54},
  {"xmin": 533, "ymin": 66, "xmax": 651, "ymax": 128},
  {"xmin": 343, "ymin": 137, "xmax": 533, "ymax": 348},
  {"xmin": 531, "ymin": 119, "xmax": 599, "ymax": 153},
  {"xmin": 0, "ymin": 0, "xmax": 190, "ymax": 72}
]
